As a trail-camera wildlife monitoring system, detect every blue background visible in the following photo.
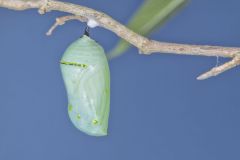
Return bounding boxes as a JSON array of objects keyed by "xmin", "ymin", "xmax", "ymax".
[{"xmin": 0, "ymin": 0, "xmax": 240, "ymax": 160}]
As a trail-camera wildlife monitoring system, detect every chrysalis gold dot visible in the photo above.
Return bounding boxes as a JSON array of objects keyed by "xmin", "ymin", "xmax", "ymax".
[
  {"xmin": 76, "ymin": 114, "xmax": 81, "ymax": 120},
  {"xmin": 92, "ymin": 120, "xmax": 98, "ymax": 125},
  {"xmin": 68, "ymin": 104, "xmax": 73, "ymax": 112}
]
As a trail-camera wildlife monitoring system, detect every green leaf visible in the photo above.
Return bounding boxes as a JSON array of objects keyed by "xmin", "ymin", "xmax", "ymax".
[{"xmin": 108, "ymin": 0, "xmax": 188, "ymax": 59}]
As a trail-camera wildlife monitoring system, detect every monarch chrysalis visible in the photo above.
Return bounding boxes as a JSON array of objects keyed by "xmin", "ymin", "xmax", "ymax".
[{"xmin": 60, "ymin": 35, "xmax": 110, "ymax": 136}]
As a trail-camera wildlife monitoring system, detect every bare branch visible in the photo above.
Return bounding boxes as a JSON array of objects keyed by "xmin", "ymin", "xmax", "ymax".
[
  {"xmin": 0, "ymin": 0, "xmax": 240, "ymax": 79},
  {"xmin": 0, "ymin": 0, "xmax": 43, "ymax": 10}
]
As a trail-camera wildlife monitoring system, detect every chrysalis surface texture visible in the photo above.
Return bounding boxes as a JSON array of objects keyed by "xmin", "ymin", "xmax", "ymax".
[{"xmin": 60, "ymin": 35, "xmax": 110, "ymax": 136}]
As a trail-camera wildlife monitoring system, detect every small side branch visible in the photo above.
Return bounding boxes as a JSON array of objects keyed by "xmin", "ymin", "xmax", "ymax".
[
  {"xmin": 197, "ymin": 56, "xmax": 240, "ymax": 80},
  {"xmin": 46, "ymin": 15, "xmax": 87, "ymax": 36}
]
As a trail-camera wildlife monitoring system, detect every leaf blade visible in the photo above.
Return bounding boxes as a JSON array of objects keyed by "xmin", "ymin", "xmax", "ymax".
[{"xmin": 108, "ymin": 0, "xmax": 188, "ymax": 59}]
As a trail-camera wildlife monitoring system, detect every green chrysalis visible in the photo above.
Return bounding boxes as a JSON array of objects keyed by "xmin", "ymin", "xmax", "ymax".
[{"xmin": 60, "ymin": 35, "xmax": 110, "ymax": 136}]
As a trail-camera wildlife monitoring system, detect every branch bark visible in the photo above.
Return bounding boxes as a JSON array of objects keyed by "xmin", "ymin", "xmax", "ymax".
[{"xmin": 0, "ymin": 0, "xmax": 240, "ymax": 79}]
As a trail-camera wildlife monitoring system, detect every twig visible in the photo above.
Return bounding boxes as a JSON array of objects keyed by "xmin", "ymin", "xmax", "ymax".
[
  {"xmin": 197, "ymin": 56, "xmax": 240, "ymax": 80},
  {"xmin": 46, "ymin": 15, "xmax": 87, "ymax": 36},
  {"xmin": 0, "ymin": 0, "xmax": 240, "ymax": 79}
]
